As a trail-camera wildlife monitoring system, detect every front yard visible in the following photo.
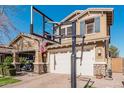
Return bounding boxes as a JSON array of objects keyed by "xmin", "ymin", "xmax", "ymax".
[
  {"xmin": 0, "ymin": 77, "xmax": 20, "ymax": 87},
  {"xmin": 1, "ymin": 73, "xmax": 124, "ymax": 88}
]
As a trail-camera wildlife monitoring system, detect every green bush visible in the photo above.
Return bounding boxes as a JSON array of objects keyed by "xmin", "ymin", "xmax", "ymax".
[
  {"xmin": 0, "ymin": 58, "xmax": 16, "ymax": 77},
  {"xmin": 3, "ymin": 56, "xmax": 13, "ymax": 66},
  {"xmin": 0, "ymin": 67, "xmax": 16, "ymax": 76},
  {"xmin": 0, "ymin": 56, "xmax": 16, "ymax": 76},
  {"xmin": 19, "ymin": 57, "xmax": 27, "ymax": 65},
  {"xmin": 0, "ymin": 65, "xmax": 5, "ymax": 77}
]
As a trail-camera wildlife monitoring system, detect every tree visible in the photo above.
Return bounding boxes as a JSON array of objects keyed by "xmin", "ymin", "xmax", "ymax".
[{"xmin": 109, "ymin": 45, "xmax": 119, "ymax": 58}]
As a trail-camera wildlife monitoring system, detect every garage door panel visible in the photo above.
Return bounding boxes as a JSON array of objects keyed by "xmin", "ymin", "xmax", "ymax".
[
  {"xmin": 50, "ymin": 52, "xmax": 71, "ymax": 74},
  {"xmin": 76, "ymin": 50, "xmax": 94, "ymax": 76},
  {"xmin": 50, "ymin": 49, "xmax": 95, "ymax": 76}
]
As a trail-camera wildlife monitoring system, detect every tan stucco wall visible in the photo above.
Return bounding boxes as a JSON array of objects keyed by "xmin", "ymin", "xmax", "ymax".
[
  {"xmin": 60, "ymin": 12, "xmax": 108, "ymax": 45},
  {"xmin": 78, "ymin": 13, "xmax": 107, "ymax": 39},
  {"xmin": 57, "ymin": 12, "xmax": 109, "ymax": 63},
  {"xmin": 95, "ymin": 42, "xmax": 106, "ymax": 62}
]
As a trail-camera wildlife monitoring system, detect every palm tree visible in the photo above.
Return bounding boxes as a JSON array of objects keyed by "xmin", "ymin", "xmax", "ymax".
[{"xmin": 109, "ymin": 45, "xmax": 119, "ymax": 58}]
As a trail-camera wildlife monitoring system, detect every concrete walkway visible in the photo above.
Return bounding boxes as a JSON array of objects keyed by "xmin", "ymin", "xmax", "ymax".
[{"xmin": 1, "ymin": 73, "xmax": 124, "ymax": 88}]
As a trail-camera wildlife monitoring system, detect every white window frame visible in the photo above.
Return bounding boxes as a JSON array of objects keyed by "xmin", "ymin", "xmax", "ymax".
[
  {"xmin": 61, "ymin": 25, "xmax": 72, "ymax": 40},
  {"xmin": 67, "ymin": 26, "xmax": 72, "ymax": 36},
  {"xmin": 86, "ymin": 22, "xmax": 95, "ymax": 35},
  {"xmin": 61, "ymin": 28, "xmax": 66, "ymax": 36}
]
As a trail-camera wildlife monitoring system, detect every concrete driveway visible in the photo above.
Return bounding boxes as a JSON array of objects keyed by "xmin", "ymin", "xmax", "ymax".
[{"xmin": 1, "ymin": 73, "xmax": 124, "ymax": 88}]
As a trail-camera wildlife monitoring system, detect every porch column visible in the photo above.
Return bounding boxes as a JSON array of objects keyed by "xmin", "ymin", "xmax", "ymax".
[
  {"xmin": 34, "ymin": 50, "xmax": 43, "ymax": 74},
  {"xmin": 13, "ymin": 52, "xmax": 16, "ymax": 64},
  {"xmin": 13, "ymin": 51, "xmax": 20, "ymax": 71}
]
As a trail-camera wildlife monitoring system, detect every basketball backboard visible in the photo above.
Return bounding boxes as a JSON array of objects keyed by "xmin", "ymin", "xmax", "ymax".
[{"xmin": 30, "ymin": 6, "xmax": 61, "ymax": 44}]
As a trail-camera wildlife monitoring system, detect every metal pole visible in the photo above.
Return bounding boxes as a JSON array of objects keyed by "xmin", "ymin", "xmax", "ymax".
[
  {"xmin": 71, "ymin": 21, "xmax": 76, "ymax": 88},
  {"xmin": 30, "ymin": 5, "xmax": 33, "ymax": 34},
  {"xmin": 43, "ymin": 16, "xmax": 45, "ymax": 35}
]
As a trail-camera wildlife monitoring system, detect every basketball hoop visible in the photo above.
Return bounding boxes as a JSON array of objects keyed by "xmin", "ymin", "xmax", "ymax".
[{"xmin": 30, "ymin": 6, "xmax": 86, "ymax": 88}]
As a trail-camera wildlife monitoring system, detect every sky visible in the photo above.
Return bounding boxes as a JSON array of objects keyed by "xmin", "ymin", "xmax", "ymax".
[{"xmin": 0, "ymin": 5, "xmax": 124, "ymax": 57}]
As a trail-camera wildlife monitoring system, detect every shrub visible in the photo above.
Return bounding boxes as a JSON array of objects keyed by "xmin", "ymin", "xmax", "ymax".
[
  {"xmin": 3, "ymin": 56, "xmax": 13, "ymax": 66},
  {"xmin": 19, "ymin": 57, "xmax": 27, "ymax": 65},
  {"xmin": 0, "ymin": 65, "xmax": 6, "ymax": 77},
  {"xmin": 0, "ymin": 56, "xmax": 16, "ymax": 76},
  {"xmin": 19, "ymin": 57, "xmax": 27, "ymax": 70}
]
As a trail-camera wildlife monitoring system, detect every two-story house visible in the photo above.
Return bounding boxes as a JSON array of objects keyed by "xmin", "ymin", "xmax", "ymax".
[
  {"xmin": 47, "ymin": 8, "xmax": 114, "ymax": 76},
  {"xmin": 0, "ymin": 8, "xmax": 113, "ymax": 76}
]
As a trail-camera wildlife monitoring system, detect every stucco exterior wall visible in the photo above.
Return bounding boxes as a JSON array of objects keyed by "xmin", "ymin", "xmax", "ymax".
[
  {"xmin": 78, "ymin": 13, "xmax": 108, "ymax": 39},
  {"xmin": 60, "ymin": 13, "xmax": 108, "ymax": 44},
  {"xmin": 95, "ymin": 42, "xmax": 106, "ymax": 62}
]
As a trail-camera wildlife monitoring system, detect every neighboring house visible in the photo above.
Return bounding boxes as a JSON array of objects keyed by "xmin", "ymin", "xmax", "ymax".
[
  {"xmin": 47, "ymin": 8, "xmax": 114, "ymax": 76},
  {"xmin": 0, "ymin": 8, "xmax": 114, "ymax": 77},
  {"xmin": 0, "ymin": 33, "xmax": 46, "ymax": 73}
]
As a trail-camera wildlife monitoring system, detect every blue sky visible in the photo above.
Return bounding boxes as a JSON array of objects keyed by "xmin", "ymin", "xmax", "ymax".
[{"xmin": 1, "ymin": 5, "xmax": 124, "ymax": 57}]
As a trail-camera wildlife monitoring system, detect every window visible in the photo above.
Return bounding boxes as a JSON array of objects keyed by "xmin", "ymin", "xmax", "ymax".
[
  {"xmin": 86, "ymin": 22, "xmax": 94, "ymax": 34},
  {"xmin": 80, "ymin": 17, "xmax": 100, "ymax": 35},
  {"xmin": 61, "ymin": 28, "xmax": 65, "ymax": 36},
  {"xmin": 67, "ymin": 26, "xmax": 72, "ymax": 36}
]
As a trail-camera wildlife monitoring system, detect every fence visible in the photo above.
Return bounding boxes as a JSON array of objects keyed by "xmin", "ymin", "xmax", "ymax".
[{"xmin": 112, "ymin": 58, "xmax": 124, "ymax": 74}]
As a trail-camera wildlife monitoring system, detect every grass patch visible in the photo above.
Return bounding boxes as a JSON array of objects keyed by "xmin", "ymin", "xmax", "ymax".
[{"xmin": 0, "ymin": 77, "xmax": 21, "ymax": 87}]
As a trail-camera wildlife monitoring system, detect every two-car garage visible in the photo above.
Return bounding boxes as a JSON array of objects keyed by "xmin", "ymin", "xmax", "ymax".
[{"xmin": 49, "ymin": 48, "xmax": 95, "ymax": 76}]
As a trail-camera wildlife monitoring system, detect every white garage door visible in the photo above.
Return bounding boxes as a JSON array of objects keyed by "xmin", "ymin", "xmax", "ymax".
[
  {"xmin": 49, "ymin": 52, "xmax": 71, "ymax": 74},
  {"xmin": 49, "ymin": 49, "xmax": 95, "ymax": 76}
]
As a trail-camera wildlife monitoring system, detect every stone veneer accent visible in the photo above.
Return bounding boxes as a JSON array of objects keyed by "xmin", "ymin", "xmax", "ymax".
[
  {"xmin": 33, "ymin": 64, "xmax": 43, "ymax": 74},
  {"xmin": 33, "ymin": 64, "xmax": 48, "ymax": 74},
  {"xmin": 94, "ymin": 64, "xmax": 107, "ymax": 76}
]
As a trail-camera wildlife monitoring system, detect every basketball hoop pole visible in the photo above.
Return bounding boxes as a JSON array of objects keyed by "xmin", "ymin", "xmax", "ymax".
[
  {"xmin": 30, "ymin": 5, "xmax": 33, "ymax": 34},
  {"xmin": 71, "ymin": 21, "xmax": 77, "ymax": 88}
]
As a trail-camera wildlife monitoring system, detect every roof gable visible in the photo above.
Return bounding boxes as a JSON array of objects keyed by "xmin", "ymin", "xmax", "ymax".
[
  {"xmin": 60, "ymin": 8, "xmax": 113, "ymax": 25},
  {"xmin": 9, "ymin": 33, "xmax": 43, "ymax": 46},
  {"xmin": 9, "ymin": 33, "xmax": 41, "ymax": 51},
  {"xmin": 71, "ymin": 8, "xmax": 114, "ymax": 25},
  {"xmin": 60, "ymin": 10, "xmax": 84, "ymax": 22}
]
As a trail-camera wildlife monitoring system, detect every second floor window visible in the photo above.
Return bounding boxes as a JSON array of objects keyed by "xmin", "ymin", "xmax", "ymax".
[
  {"xmin": 80, "ymin": 17, "xmax": 100, "ymax": 35},
  {"xmin": 67, "ymin": 26, "xmax": 72, "ymax": 36},
  {"xmin": 61, "ymin": 28, "xmax": 65, "ymax": 36},
  {"xmin": 86, "ymin": 22, "xmax": 94, "ymax": 34},
  {"xmin": 60, "ymin": 26, "xmax": 72, "ymax": 36}
]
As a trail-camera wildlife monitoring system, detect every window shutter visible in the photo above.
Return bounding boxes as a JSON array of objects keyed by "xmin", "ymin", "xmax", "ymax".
[
  {"xmin": 80, "ymin": 21, "xmax": 85, "ymax": 36},
  {"xmin": 95, "ymin": 17, "xmax": 100, "ymax": 32}
]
